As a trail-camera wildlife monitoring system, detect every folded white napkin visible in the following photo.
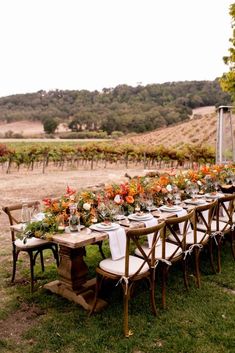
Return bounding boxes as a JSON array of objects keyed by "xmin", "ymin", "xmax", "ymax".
[
  {"xmin": 143, "ymin": 218, "xmax": 159, "ymax": 248},
  {"xmin": 107, "ymin": 227, "xmax": 126, "ymax": 261}
]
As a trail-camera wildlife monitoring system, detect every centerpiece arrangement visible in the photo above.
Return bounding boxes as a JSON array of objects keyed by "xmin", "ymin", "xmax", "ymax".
[{"xmin": 23, "ymin": 163, "xmax": 235, "ymax": 240}]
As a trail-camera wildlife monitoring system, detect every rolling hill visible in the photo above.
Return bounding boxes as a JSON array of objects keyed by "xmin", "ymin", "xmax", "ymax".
[{"xmin": 122, "ymin": 106, "xmax": 217, "ymax": 148}]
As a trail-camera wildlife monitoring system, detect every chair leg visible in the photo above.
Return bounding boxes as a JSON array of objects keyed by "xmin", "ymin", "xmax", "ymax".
[
  {"xmin": 28, "ymin": 251, "xmax": 35, "ymax": 293},
  {"xmin": 40, "ymin": 251, "xmax": 45, "ymax": 272},
  {"xmin": 209, "ymin": 238, "xmax": 216, "ymax": 274},
  {"xmin": 161, "ymin": 264, "xmax": 168, "ymax": 309},
  {"xmin": 194, "ymin": 247, "xmax": 201, "ymax": 288},
  {"xmin": 89, "ymin": 273, "xmax": 103, "ymax": 316},
  {"xmin": 52, "ymin": 244, "xmax": 60, "ymax": 267},
  {"xmin": 182, "ymin": 259, "xmax": 189, "ymax": 290},
  {"xmin": 97, "ymin": 241, "xmax": 106, "ymax": 259},
  {"xmin": 149, "ymin": 270, "xmax": 157, "ymax": 316},
  {"xmin": 231, "ymin": 230, "xmax": 235, "ymax": 260},
  {"xmin": 123, "ymin": 283, "xmax": 131, "ymax": 338},
  {"xmin": 11, "ymin": 249, "xmax": 19, "ymax": 283},
  {"xmin": 217, "ymin": 237, "xmax": 222, "ymax": 274}
]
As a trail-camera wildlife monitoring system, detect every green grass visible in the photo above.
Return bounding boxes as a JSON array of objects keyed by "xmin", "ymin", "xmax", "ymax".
[{"xmin": 0, "ymin": 241, "xmax": 235, "ymax": 353}]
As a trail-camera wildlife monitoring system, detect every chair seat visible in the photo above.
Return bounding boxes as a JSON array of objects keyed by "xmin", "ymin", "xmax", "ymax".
[
  {"xmin": 219, "ymin": 214, "xmax": 235, "ymax": 223},
  {"xmin": 15, "ymin": 237, "xmax": 50, "ymax": 249},
  {"xmin": 135, "ymin": 242, "xmax": 182, "ymax": 260},
  {"xmin": 196, "ymin": 220, "xmax": 232, "ymax": 233},
  {"xmin": 168, "ymin": 230, "xmax": 209, "ymax": 245},
  {"xmin": 99, "ymin": 255, "xmax": 149, "ymax": 276}
]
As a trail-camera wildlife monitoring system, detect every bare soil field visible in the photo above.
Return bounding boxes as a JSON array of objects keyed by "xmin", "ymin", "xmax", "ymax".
[{"xmin": 0, "ymin": 121, "xmax": 67, "ymax": 137}]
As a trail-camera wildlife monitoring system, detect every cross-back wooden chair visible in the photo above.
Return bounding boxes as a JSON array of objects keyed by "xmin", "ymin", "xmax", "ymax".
[
  {"xmin": 190, "ymin": 200, "xmax": 218, "ymax": 287},
  {"xmin": 195, "ymin": 196, "xmax": 235, "ymax": 273},
  {"xmin": 2, "ymin": 201, "xmax": 59, "ymax": 293},
  {"xmin": 89, "ymin": 221, "xmax": 165, "ymax": 338},
  {"xmin": 134, "ymin": 210, "xmax": 195, "ymax": 309},
  {"xmin": 215, "ymin": 194, "xmax": 235, "ymax": 272},
  {"xmin": 160, "ymin": 209, "xmax": 195, "ymax": 308}
]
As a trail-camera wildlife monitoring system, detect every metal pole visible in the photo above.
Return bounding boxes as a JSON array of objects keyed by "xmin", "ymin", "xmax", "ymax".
[
  {"xmin": 216, "ymin": 107, "xmax": 224, "ymax": 163},
  {"xmin": 229, "ymin": 108, "xmax": 235, "ymax": 162}
]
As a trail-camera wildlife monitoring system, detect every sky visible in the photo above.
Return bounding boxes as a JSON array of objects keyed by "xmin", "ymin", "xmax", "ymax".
[{"xmin": 0, "ymin": 0, "xmax": 233, "ymax": 97}]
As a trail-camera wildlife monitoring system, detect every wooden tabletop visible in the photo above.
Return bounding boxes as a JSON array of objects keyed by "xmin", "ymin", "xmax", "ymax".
[{"xmin": 10, "ymin": 210, "xmax": 178, "ymax": 249}]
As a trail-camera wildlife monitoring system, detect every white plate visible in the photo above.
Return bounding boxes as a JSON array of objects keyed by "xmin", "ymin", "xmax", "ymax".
[
  {"xmin": 128, "ymin": 213, "xmax": 153, "ymax": 221},
  {"xmin": 31, "ymin": 212, "xmax": 45, "ymax": 221},
  {"xmin": 205, "ymin": 193, "xmax": 224, "ymax": 199},
  {"xmin": 65, "ymin": 225, "xmax": 85, "ymax": 233},
  {"xmin": 160, "ymin": 205, "xmax": 183, "ymax": 212},
  {"xmin": 90, "ymin": 223, "xmax": 120, "ymax": 231},
  {"xmin": 114, "ymin": 215, "xmax": 126, "ymax": 221},
  {"xmin": 184, "ymin": 199, "xmax": 206, "ymax": 205}
]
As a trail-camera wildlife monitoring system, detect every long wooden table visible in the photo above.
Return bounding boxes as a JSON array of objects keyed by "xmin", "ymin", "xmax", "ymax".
[{"xmin": 11, "ymin": 211, "xmax": 175, "ymax": 311}]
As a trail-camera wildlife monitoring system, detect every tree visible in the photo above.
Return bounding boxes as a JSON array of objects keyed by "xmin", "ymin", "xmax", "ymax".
[
  {"xmin": 43, "ymin": 118, "xmax": 58, "ymax": 134},
  {"xmin": 220, "ymin": 3, "xmax": 235, "ymax": 101}
]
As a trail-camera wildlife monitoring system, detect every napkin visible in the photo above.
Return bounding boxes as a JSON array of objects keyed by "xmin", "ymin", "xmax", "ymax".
[
  {"xmin": 143, "ymin": 218, "xmax": 159, "ymax": 248},
  {"xmin": 107, "ymin": 227, "xmax": 126, "ymax": 261}
]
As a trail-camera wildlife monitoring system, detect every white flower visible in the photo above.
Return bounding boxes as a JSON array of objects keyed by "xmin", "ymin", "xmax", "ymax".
[
  {"xmin": 83, "ymin": 202, "xmax": 91, "ymax": 211},
  {"xmin": 166, "ymin": 184, "xmax": 172, "ymax": 192},
  {"xmin": 197, "ymin": 180, "xmax": 202, "ymax": 186},
  {"xmin": 114, "ymin": 194, "xmax": 122, "ymax": 204}
]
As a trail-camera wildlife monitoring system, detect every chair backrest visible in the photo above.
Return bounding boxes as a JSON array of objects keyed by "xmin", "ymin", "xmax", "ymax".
[
  {"xmin": 125, "ymin": 221, "xmax": 165, "ymax": 278},
  {"xmin": 216, "ymin": 194, "xmax": 235, "ymax": 232},
  {"xmin": 194, "ymin": 199, "xmax": 218, "ymax": 243},
  {"xmin": 2, "ymin": 201, "xmax": 40, "ymax": 242},
  {"xmin": 163, "ymin": 209, "xmax": 195, "ymax": 260}
]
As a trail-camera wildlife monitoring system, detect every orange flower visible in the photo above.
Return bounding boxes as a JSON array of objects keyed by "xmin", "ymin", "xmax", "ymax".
[
  {"xmin": 158, "ymin": 175, "xmax": 170, "ymax": 186},
  {"xmin": 161, "ymin": 188, "xmax": 168, "ymax": 194},
  {"xmin": 154, "ymin": 185, "xmax": 162, "ymax": 193},
  {"xmin": 125, "ymin": 195, "xmax": 134, "ymax": 204}
]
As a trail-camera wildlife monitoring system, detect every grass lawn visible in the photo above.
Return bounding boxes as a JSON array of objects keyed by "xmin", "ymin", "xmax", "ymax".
[{"xmin": 0, "ymin": 240, "xmax": 235, "ymax": 353}]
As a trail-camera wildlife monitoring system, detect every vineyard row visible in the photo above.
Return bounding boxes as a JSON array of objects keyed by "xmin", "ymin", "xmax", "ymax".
[{"xmin": 0, "ymin": 142, "xmax": 216, "ymax": 173}]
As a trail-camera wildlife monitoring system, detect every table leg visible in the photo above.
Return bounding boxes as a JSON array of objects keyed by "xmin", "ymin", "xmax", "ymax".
[{"xmin": 44, "ymin": 245, "xmax": 107, "ymax": 311}]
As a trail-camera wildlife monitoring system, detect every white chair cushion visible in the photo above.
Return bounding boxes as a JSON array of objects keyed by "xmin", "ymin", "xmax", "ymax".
[
  {"xmin": 168, "ymin": 230, "xmax": 209, "ymax": 245},
  {"xmin": 196, "ymin": 220, "xmax": 231, "ymax": 233},
  {"xmin": 14, "ymin": 237, "xmax": 50, "ymax": 249},
  {"xmin": 219, "ymin": 214, "xmax": 235, "ymax": 223},
  {"xmin": 99, "ymin": 255, "xmax": 149, "ymax": 276},
  {"xmin": 135, "ymin": 242, "xmax": 182, "ymax": 260}
]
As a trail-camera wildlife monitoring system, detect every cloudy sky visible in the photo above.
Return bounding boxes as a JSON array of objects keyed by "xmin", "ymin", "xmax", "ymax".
[{"xmin": 0, "ymin": 0, "xmax": 232, "ymax": 97}]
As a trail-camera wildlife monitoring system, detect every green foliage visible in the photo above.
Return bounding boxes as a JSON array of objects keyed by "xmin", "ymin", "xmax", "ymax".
[
  {"xmin": 220, "ymin": 3, "xmax": 235, "ymax": 101},
  {"xmin": 0, "ymin": 141, "xmax": 216, "ymax": 172},
  {"xmin": 0, "ymin": 242, "xmax": 235, "ymax": 352},
  {"xmin": 43, "ymin": 118, "xmax": 58, "ymax": 134},
  {"xmin": 0, "ymin": 81, "xmax": 230, "ymax": 135}
]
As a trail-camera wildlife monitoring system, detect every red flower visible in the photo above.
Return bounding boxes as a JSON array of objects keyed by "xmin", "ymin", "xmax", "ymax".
[
  {"xmin": 66, "ymin": 185, "xmax": 76, "ymax": 196},
  {"xmin": 43, "ymin": 198, "xmax": 52, "ymax": 207}
]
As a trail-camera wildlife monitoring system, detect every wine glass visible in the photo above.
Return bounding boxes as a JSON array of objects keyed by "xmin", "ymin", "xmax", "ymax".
[
  {"xmin": 214, "ymin": 181, "xmax": 219, "ymax": 193},
  {"xmin": 174, "ymin": 192, "xmax": 181, "ymax": 205},
  {"xmin": 190, "ymin": 184, "xmax": 199, "ymax": 200},
  {"xmin": 145, "ymin": 195, "xmax": 153, "ymax": 213}
]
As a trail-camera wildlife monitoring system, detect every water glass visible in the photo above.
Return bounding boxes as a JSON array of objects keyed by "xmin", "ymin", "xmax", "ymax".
[{"xmin": 21, "ymin": 202, "xmax": 31, "ymax": 224}]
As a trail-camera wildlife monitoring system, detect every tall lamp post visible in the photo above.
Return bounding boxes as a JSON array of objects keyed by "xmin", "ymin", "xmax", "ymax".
[{"xmin": 216, "ymin": 106, "xmax": 235, "ymax": 164}]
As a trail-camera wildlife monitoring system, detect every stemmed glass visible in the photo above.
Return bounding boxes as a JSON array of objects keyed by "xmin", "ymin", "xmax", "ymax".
[
  {"xmin": 190, "ymin": 184, "xmax": 199, "ymax": 200},
  {"xmin": 214, "ymin": 181, "xmax": 220, "ymax": 193},
  {"xmin": 145, "ymin": 195, "xmax": 153, "ymax": 213}
]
